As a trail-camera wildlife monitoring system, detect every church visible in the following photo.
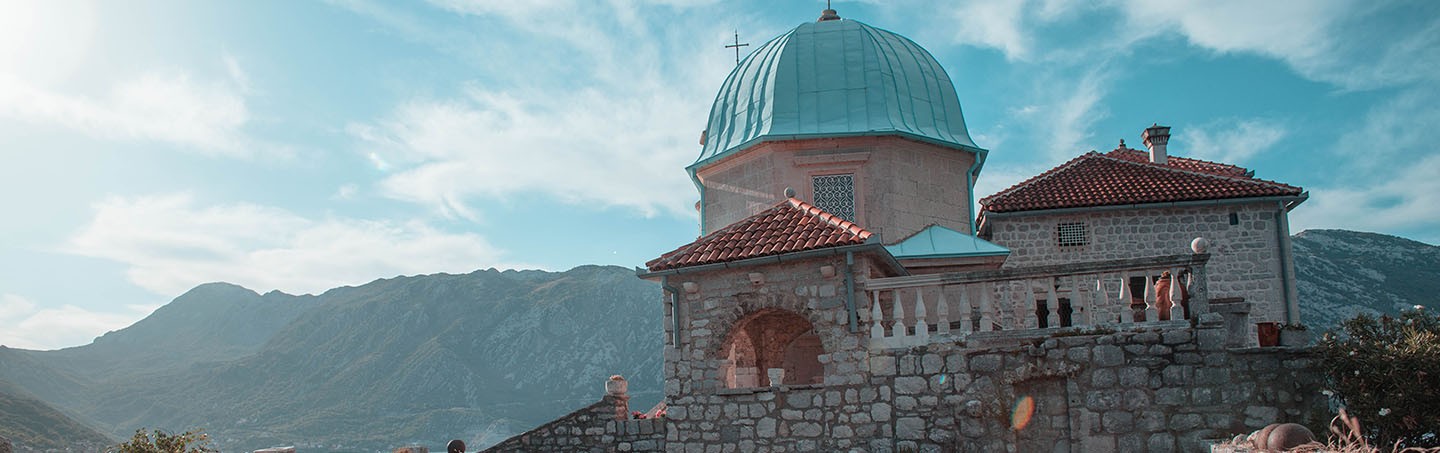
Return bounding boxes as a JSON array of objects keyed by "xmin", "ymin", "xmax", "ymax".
[{"xmin": 482, "ymin": 7, "xmax": 1320, "ymax": 453}]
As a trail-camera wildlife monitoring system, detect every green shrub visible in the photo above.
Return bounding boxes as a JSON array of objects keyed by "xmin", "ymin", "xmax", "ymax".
[
  {"xmin": 108, "ymin": 429, "xmax": 216, "ymax": 453},
  {"xmin": 1317, "ymin": 307, "xmax": 1440, "ymax": 449}
]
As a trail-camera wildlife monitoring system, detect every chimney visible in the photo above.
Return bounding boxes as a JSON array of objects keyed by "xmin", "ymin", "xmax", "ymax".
[{"xmin": 1142, "ymin": 123, "xmax": 1171, "ymax": 164}]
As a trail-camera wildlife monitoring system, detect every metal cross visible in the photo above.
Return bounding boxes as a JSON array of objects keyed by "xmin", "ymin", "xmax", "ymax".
[{"xmin": 725, "ymin": 30, "xmax": 749, "ymax": 65}]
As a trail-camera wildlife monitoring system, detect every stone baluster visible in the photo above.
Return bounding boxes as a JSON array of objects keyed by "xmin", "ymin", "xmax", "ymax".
[
  {"xmin": 1023, "ymin": 282, "xmax": 1038, "ymax": 329},
  {"xmin": 1117, "ymin": 272, "xmax": 1133, "ymax": 324},
  {"xmin": 958, "ymin": 284, "xmax": 973, "ymax": 335},
  {"xmin": 979, "ymin": 282, "xmax": 995, "ymax": 331},
  {"xmin": 913, "ymin": 288, "xmax": 929, "ymax": 344},
  {"xmin": 1008, "ymin": 282, "xmax": 1025, "ymax": 330},
  {"xmin": 892, "ymin": 290, "xmax": 907, "ymax": 340},
  {"xmin": 1045, "ymin": 277, "xmax": 1060, "ymax": 328},
  {"xmin": 1000, "ymin": 284, "xmax": 1015, "ymax": 330},
  {"xmin": 1144, "ymin": 273, "xmax": 1159, "ymax": 322},
  {"xmin": 870, "ymin": 291, "xmax": 884, "ymax": 340},
  {"xmin": 1094, "ymin": 275, "xmax": 1108, "ymax": 325},
  {"xmin": 1068, "ymin": 276, "xmax": 1086, "ymax": 327},
  {"xmin": 936, "ymin": 288, "xmax": 951, "ymax": 336},
  {"xmin": 1170, "ymin": 268, "xmax": 1184, "ymax": 320}
]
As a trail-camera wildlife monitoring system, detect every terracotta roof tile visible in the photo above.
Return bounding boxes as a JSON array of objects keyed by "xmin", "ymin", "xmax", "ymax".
[
  {"xmin": 646, "ymin": 198, "xmax": 873, "ymax": 271},
  {"xmin": 980, "ymin": 150, "xmax": 1303, "ymax": 214}
]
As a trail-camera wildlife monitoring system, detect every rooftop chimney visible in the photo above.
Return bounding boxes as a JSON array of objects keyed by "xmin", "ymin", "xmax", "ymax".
[{"xmin": 1142, "ymin": 123, "xmax": 1171, "ymax": 164}]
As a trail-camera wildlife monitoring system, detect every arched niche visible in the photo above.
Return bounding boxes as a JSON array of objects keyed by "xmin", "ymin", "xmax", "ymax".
[{"xmin": 719, "ymin": 308, "xmax": 825, "ymax": 388}]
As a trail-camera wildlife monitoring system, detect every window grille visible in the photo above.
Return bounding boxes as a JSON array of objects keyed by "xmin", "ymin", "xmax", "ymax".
[
  {"xmin": 812, "ymin": 174, "xmax": 856, "ymax": 221},
  {"xmin": 1057, "ymin": 222, "xmax": 1088, "ymax": 247}
]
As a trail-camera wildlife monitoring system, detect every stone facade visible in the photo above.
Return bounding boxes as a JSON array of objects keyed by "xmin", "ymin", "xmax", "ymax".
[
  {"xmin": 697, "ymin": 136, "xmax": 977, "ymax": 243},
  {"xmin": 638, "ymin": 252, "xmax": 1323, "ymax": 452},
  {"xmin": 983, "ymin": 201, "xmax": 1299, "ymax": 327}
]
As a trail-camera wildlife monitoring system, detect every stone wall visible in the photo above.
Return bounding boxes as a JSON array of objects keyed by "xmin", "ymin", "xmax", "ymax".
[
  {"xmin": 480, "ymin": 393, "xmax": 665, "ymax": 453},
  {"xmin": 651, "ymin": 252, "xmax": 1325, "ymax": 452},
  {"xmin": 661, "ymin": 327, "xmax": 1323, "ymax": 452},
  {"xmin": 985, "ymin": 202, "xmax": 1295, "ymax": 326}
]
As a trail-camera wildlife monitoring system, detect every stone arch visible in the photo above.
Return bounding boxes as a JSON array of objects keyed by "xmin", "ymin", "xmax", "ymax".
[{"xmin": 719, "ymin": 307, "xmax": 826, "ymax": 387}]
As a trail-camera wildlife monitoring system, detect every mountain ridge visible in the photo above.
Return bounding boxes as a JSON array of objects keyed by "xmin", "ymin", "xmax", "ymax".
[{"xmin": 1, "ymin": 231, "xmax": 1435, "ymax": 451}]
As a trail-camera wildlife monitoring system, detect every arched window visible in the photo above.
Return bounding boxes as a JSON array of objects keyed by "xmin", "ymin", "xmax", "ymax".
[{"xmin": 720, "ymin": 309, "xmax": 824, "ymax": 388}]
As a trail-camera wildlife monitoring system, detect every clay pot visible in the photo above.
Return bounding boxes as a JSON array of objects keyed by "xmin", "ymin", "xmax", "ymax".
[
  {"xmin": 605, "ymin": 375, "xmax": 628, "ymax": 396},
  {"xmin": 1257, "ymin": 322, "xmax": 1280, "ymax": 347}
]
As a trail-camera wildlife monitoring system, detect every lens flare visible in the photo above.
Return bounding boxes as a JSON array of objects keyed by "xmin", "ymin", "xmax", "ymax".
[
  {"xmin": 1011, "ymin": 395, "xmax": 1036, "ymax": 431},
  {"xmin": 939, "ymin": 374, "xmax": 947, "ymax": 386}
]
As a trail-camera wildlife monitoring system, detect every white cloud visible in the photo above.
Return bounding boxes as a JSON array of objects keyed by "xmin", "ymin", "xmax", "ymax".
[
  {"xmin": 1118, "ymin": 0, "xmax": 1439, "ymax": 90},
  {"xmin": 347, "ymin": 1, "xmax": 738, "ymax": 220},
  {"xmin": 64, "ymin": 193, "xmax": 523, "ymax": 297},
  {"xmin": 0, "ymin": 68, "xmax": 260, "ymax": 156},
  {"xmin": 949, "ymin": 0, "xmax": 1032, "ymax": 60},
  {"xmin": 1009, "ymin": 68, "xmax": 1113, "ymax": 160},
  {"xmin": 1181, "ymin": 119, "xmax": 1288, "ymax": 164},
  {"xmin": 0, "ymin": 294, "xmax": 154, "ymax": 350},
  {"xmin": 1292, "ymin": 153, "xmax": 1440, "ymax": 242}
]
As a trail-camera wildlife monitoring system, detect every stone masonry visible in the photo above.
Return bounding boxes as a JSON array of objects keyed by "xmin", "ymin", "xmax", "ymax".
[
  {"xmin": 480, "ymin": 392, "xmax": 666, "ymax": 453},
  {"xmin": 985, "ymin": 201, "xmax": 1298, "ymax": 329}
]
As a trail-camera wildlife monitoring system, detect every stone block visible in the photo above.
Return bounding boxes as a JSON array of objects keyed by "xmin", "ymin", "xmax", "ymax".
[
  {"xmin": 897, "ymin": 417, "xmax": 926, "ymax": 440},
  {"xmin": 1148, "ymin": 432, "xmax": 1176, "ymax": 453},
  {"xmin": 1170, "ymin": 413, "xmax": 1203, "ymax": 430},
  {"xmin": 922, "ymin": 353, "xmax": 943, "ymax": 374},
  {"xmin": 1119, "ymin": 367, "xmax": 1148, "ymax": 387},
  {"xmin": 970, "ymin": 354, "xmax": 1002, "ymax": 372},
  {"xmin": 1138, "ymin": 411, "xmax": 1166, "ymax": 431},
  {"xmin": 1104, "ymin": 411, "xmax": 1135, "ymax": 434},
  {"xmin": 1155, "ymin": 388, "xmax": 1186, "ymax": 406},
  {"xmin": 895, "ymin": 376, "xmax": 928, "ymax": 394},
  {"xmin": 757, "ymin": 417, "xmax": 777, "ymax": 437},
  {"xmin": 792, "ymin": 422, "xmax": 822, "ymax": 437},
  {"xmin": 1091, "ymin": 368, "xmax": 1116, "ymax": 387},
  {"xmin": 1243, "ymin": 406, "xmax": 1278, "ymax": 428},
  {"xmin": 1066, "ymin": 346, "xmax": 1091, "ymax": 362},
  {"xmin": 895, "ymin": 395, "xmax": 917, "ymax": 411},
  {"xmin": 1094, "ymin": 345, "xmax": 1125, "ymax": 367},
  {"xmin": 872, "ymin": 402, "xmax": 892, "ymax": 422},
  {"xmin": 870, "ymin": 356, "xmax": 897, "ymax": 376}
]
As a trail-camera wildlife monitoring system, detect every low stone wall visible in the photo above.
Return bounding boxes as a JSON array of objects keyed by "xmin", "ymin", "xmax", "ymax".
[
  {"xmin": 480, "ymin": 394, "xmax": 665, "ymax": 452},
  {"xmin": 663, "ymin": 324, "xmax": 1325, "ymax": 452}
]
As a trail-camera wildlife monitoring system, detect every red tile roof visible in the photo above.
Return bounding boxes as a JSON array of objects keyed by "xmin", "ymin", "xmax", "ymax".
[
  {"xmin": 980, "ymin": 148, "xmax": 1302, "ymax": 214},
  {"xmin": 646, "ymin": 198, "xmax": 873, "ymax": 271}
]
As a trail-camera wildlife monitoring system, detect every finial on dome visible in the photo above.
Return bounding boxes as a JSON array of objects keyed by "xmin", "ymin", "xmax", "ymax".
[
  {"xmin": 1118, "ymin": 139, "xmax": 1126, "ymax": 149},
  {"xmin": 818, "ymin": 0, "xmax": 840, "ymax": 21},
  {"xmin": 784, "ymin": 187, "xmax": 797, "ymax": 198}
]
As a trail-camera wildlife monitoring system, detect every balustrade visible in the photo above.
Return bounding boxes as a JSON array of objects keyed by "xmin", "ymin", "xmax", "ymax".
[{"xmin": 864, "ymin": 253, "xmax": 1209, "ymax": 349}]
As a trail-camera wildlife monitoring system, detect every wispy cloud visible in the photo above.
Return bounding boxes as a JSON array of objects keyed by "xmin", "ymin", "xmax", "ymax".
[
  {"xmin": 64, "ymin": 193, "xmax": 524, "ymax": 297},
  {"xmin": 0, "ymin": 70, "xmax": 259, "ymax": 156},
  {"xmin": 0, "ymin": 294, "xmax": 156, "ymax": 350},
  {"xmin": 346, "ymin": 0, "xmax": 739, "ymax": 220},
  {"xmin": 1182, "ymin": 119, "xmax": 1288, "ymax": 165}
]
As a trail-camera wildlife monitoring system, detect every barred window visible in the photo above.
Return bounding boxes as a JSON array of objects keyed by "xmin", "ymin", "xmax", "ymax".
[
  {"xmin": 1057, "ymin": 222, "xmax": 1088, "ymax": 247},
  {"xmin": 812, "ymin": 174, "xmax": 855, "ymax": 221}
]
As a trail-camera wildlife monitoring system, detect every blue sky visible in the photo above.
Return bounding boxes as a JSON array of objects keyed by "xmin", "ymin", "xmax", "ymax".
[{"xmin": 1, "ymin": 0, "xmax": 1437, "ymax": 350}]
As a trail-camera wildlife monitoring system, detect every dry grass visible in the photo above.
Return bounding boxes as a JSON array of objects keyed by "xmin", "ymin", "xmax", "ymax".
[{"xmin": 1220, "ymin": 409, "xmax": 1439, "ymax": 453}]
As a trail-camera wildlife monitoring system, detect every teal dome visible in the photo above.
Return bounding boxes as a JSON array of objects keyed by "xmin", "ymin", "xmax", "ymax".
[{"xmin": 694, "ymin": 18, "xmax": 980, "ymax": 169}]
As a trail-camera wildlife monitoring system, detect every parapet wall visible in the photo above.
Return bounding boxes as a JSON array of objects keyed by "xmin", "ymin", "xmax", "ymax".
[
  {"xmin": 480, "ymin": 394, "xmax": 665, "ymax": 453},
  {"xmin": 663, "ymin": 325, "xmax": 1324, "ymax": 452}
]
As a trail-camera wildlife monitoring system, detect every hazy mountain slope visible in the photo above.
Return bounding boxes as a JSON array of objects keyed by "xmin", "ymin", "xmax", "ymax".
[
  {"xmin": 1294, "ymin": 229, "xmax": 1440, "ymax": 330},
  {"xmin": 38, "ymin": 282, "xmax": 320, "ymax": 378},
  {"xmin": 0, "ymin": 380, "xmax": 112, "ymax": 452},
  {"xmin": 18, "ymin": 265, "xmax": 663, "ymax": 452}
]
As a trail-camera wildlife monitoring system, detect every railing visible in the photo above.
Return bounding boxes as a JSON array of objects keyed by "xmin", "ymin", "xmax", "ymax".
[{"xmin": 863, "ymin": 253, "xmax": 1210, "ymax": 349}]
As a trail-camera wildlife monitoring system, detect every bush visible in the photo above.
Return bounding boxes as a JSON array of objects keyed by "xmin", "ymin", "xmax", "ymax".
[
  {"xmin": 108, "ymin": 428, "xmax": 216, "ymax": 453},
  {"xmin": 1317, "ymin": 307, "xmax": 1440, "ymax": 449}
]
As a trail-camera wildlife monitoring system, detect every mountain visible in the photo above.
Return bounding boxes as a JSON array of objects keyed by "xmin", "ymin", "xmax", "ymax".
[
  {"xmin": 0, "ymin": 265, "xmax": 662, "ymax": 452},
  {"xmin": 2, "ymin": 231, "xmax": 1433, "ymax": 452},
  {"xmin": 0, "ymin": 380, "xmax": 112, "ymax": 452},
  {"xmin": 1293, "ymin": 229, "xmax": 1440, "ymax": 330}
]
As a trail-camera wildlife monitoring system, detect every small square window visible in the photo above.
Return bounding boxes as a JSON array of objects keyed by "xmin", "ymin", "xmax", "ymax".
[
  {"xmin": 1057, "ymin": 222, "xmax": 1088, "ymax": 247},
  {"xmin": 812, "ymin": 174, "xmax": 856, "ymax": 221},
  {"xmin": 1229, "ymin": 212, "xmax": 1239, "ymax": 225}
]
